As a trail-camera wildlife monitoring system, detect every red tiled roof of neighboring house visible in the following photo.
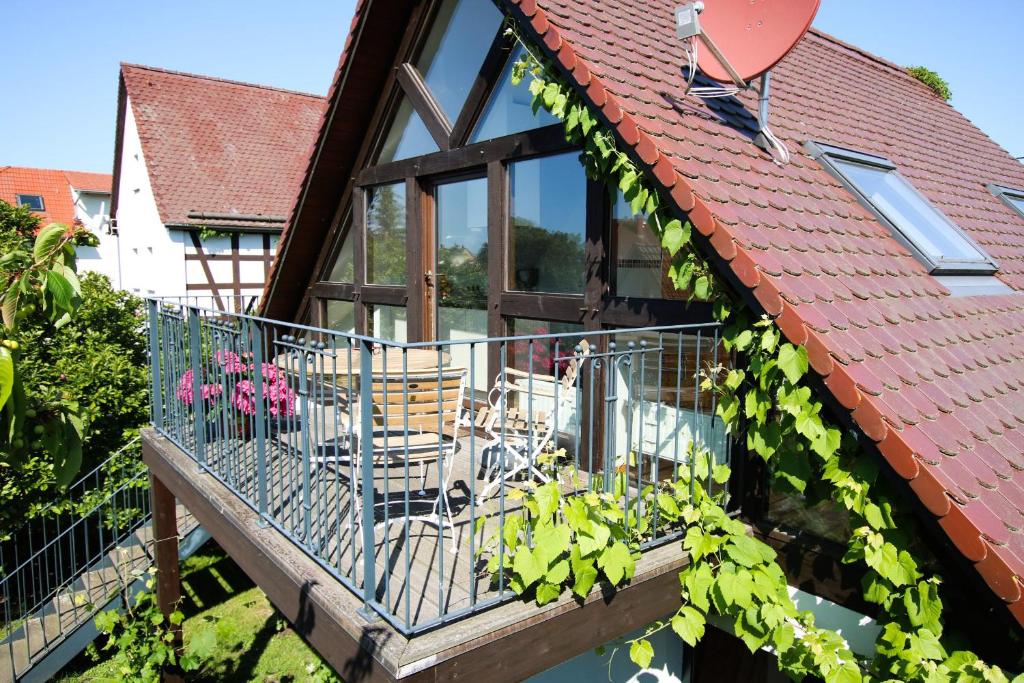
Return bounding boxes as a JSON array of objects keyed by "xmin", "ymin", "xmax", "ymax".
[
  {"xmin": 116, "ymin": 64, "xmax": 326, "ymax": 230},
  {"xmin": 267, "ymin": 0, "xmax": 1024, "ymax": 627},
  {"xmin": 0, "ymin": 166, "xmax": 111, "ymax": 228},
  {"xmin": 508, "ymin": 0, "xmax": 1024, "ymax": 624}
]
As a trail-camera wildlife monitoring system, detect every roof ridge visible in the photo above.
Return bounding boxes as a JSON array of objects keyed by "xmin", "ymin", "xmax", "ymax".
[
  {"xmin": 119, "ymin": 62, "xmax": 325, "ymax": 100},
  {"xmin": 0, "ymin": 165, "xmax": 110, "ymax": 177},
  {"xmin": 806, "ymin": 27, "xmax": 910, "ymax": 78}
]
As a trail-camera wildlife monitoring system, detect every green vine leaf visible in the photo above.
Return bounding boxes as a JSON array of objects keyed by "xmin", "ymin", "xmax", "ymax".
[
  {"xmin": 629, "ymin": 638, "xmax": 654, "ymax": 668},
  {"xmin": 777, "ymin": 343, "xmax": 809, "ymax": 384},
  {"xmin": 671, "ymin": 606, "xmax": 706, "ymax": 647}
]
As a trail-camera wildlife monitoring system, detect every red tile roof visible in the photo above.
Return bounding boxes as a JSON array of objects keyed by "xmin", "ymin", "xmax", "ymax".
[
  {"xmin": 509, "ymin": 0, "xmax": 1024, "ymax": 624},
  {"xmin": 117, "ymin": 64, "xmax": 326, "ymax": 229},
  {"xmin": 0, "ymin": 166, "xmax": 111, "ymax": 228},
  {"xmin": 266, "ymin": 0, "xmax": 1024, "ymax": 627}
]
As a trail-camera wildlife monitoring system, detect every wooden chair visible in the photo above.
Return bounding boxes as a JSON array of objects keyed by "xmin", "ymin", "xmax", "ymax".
[{"xmin": 315, "ymin": 366, "xmax": 468, "ymax": 543}]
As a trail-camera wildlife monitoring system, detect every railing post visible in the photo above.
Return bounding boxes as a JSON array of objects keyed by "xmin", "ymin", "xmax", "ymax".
[
  {"xmin": 148, "ymin": 299, "xmax": 164, "ymax": 431},
  {"xmin": 187, "ymin": 306, "xmax": 206, "ymax": 469},
  {"xmin": 357, "ymin": 338, "xmax": 377, "ymax": 619},
  {"xmin": 251, "ymin": 320, "xmax": 268, "ymax": 524}
]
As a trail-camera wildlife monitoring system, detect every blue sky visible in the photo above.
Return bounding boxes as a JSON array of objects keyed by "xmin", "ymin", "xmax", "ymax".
[{"xmin": 1, "ymin": 0, "xmax": 1021, "ymax": 174}]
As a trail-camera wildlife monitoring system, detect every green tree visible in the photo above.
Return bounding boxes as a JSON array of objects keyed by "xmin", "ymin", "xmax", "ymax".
[{"xmin": 0, "ymin": 200, "xmax": 148, "ymax": 534}]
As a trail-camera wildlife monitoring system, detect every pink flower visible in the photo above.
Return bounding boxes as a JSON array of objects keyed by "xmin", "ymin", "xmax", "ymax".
[
  {"xmin": 215, "ymin": 350, "xmax": 246, "ymax": 374},
  {"xmin": 176, "ymin": 370, "xmax": 195, "ymax": 405},
  {"xmin": 230, "ymin": 376, "xmax": 296, "ymax": 417}
]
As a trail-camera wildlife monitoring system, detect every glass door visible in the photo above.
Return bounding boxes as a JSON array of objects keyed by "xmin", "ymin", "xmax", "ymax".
[{"xmin": 432, "ymin": 175, "xmax": 489, "ymax": 391}]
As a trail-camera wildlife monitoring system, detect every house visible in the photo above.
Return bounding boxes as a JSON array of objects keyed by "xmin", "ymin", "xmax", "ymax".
[
  {"xmin": 141, "ymin": 0, "xmax": 1024, "ymax": 681},
  {"xmin": 110, "ymin": 64, "xmax": 325, "ymax": 309},
  {"xmin": 0, "ymin": 166, "xmax": 120, "ymax": 285}
]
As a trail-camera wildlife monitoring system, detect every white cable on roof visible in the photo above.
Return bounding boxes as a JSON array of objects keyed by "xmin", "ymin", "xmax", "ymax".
[{"xmin": 682, "ymin": 36, "xmax": 791, "ymax": 166}]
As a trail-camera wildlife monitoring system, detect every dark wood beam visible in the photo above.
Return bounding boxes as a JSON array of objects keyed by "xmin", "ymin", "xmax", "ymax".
[
  {"xmin": 396, "ymin": 63, "xmax": 452, "ymax": 152},
  {"xmin": 150, "ymin": 472, "xmax": 184, "ymax": 683},
  {"xmin": 356, "ymin": 125, "xmax": 572, "ymax": 186},
  {"xmin": 449, "ymin": 29, "xmax": 514, "ymax": 148},
  {"xmin": 499, "ymin": 291, "xmax": 587, "ymax": 324}
]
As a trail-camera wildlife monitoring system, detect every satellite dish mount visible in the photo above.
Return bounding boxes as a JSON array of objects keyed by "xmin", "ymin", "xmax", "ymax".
[{"xmin": 675, "ymin": 0, "xmax": 821, "ymax": 165}]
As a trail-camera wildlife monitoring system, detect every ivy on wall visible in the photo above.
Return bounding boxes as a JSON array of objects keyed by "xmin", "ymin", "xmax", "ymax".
[{"xmin": 487, "ymin": 27, "xmax": 1022, "ymax": 683}]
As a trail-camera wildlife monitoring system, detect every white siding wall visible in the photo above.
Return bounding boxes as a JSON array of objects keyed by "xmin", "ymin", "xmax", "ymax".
[
  {"xmin": 72, "ymin": 190, "xmax": 121, "ymax": 286},
  {"xmin": 114, "ymin": 99, "xmax": 187, "ymax": 298}
]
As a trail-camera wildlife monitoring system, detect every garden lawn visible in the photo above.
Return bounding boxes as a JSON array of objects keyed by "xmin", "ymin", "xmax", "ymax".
[{"xmin": 57, "ymin": 541, "xmax": 340, "ymax": 682}]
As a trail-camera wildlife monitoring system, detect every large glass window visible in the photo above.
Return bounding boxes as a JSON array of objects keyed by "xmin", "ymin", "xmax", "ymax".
[
  {"xmin": 436, "ymin": 176, "xmax": 489, "ymax": 390},
  {"xmin": 415, "ymin": 0, "xmax": 504, "ymax": 125},
  {"xmin": 326, "ymin": 211, "xmax": 354, "ymax": 282},
  {"xmin": 367, "ymin": 304, "xmax": 408, "ymax": 342},
  {"xmin": 377, "ymin": 96, "xmax": 439, "ymax": 164},
  {"xmin": 508, "ymin": 153, "xmax": 587, "ymax": 294},
  {"xmin": 812, "ymin": 144, "xmax": 994, "ymax": 271},
  {"xmin": 324, "ymin": 299, "xmax": 355, "ymax": 335},
  {"xmin": 365, "ymin": 182, "xmax": 407, "ymax": 285},
  {"xmin": 471, "ymin": 45, "xmax": 558, "ymax": 143},
  {"xmin": 611, "ymin": 192, "xmax": 684, "ymax": 300}
]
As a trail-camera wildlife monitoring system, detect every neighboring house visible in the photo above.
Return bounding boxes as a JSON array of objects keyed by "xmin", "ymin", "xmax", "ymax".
[
  {"xmin": 110, "ymin": 64, "xmax": 325, "ymax": 308},
  {"xmin": 142, "ymin": 1, "xmax": 1024, "ymax": 681},
  {"xmin": 0, "ymin": 166, "xmax": 120, "ymax": 284}
]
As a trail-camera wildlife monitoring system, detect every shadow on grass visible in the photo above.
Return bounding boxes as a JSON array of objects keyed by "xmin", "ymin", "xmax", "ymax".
[{"xmin": 58, "ymin": 540, "xmax": 336, "ymax": 682}]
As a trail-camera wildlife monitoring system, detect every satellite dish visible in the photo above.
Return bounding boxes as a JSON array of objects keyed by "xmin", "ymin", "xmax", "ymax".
[
  {"xmin": 675, "ymin": 0, "xmax": 820, "ymax": 165},
  {"xmin": 694, "ymin": 0, "xmax": 820, "ymax": 84}
]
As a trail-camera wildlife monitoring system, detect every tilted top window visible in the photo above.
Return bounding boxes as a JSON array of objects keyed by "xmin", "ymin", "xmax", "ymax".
[
  {"xmin": 989, "ymin": 184, "xmax": 1024, "ymax": 222},
  {"xmin": 808, "ymin": 142, "xmax": 996, "ymax": 273},
  {"xmin": 16, "ymin": 194, "xmax": 45, "ymax": 211},
  {"xmin": 415, "ymin": 0, "xmax": 504, "ymax": 125}
]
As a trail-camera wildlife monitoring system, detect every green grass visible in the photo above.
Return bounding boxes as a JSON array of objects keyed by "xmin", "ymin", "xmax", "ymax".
[{"xmin": 57, "ymin": 541, "xmax": 341, "ymax": 682}]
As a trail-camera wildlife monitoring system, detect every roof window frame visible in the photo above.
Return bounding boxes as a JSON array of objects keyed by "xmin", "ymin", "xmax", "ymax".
[
  {"xmin": 15, "ymin": 194, "xmax": 46, "ymax": 212},
  {"xmin": 988, "ymin": 183, "xmax": 1024, "ymax": 222},
  {"xmin": 806, "ymin": 141, "xmax": 998, "ymax": 275}
]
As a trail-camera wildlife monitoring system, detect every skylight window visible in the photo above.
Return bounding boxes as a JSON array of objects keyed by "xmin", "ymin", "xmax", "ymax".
[
  {"xmin": 989, "ymin": 184, "xmax": 1024, "ymax": 222},
  {"xmin": 16, "ymin": 194, "xmax": 45, "ymax": 211},
  {"xmin": 807, "ymin": 142, "xmax": 996, "ymax": 273}
]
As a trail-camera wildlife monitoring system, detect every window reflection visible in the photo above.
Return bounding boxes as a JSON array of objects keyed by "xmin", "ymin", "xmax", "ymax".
[
  {"xmin": 326, "ymin": 211, "xmax": 354, "ymax": 282},
  {"xmin": 377, "ymin": 96, "xmax": 438, "ymax": 164},
  {"xmin": 471, "ymin": 44, "xmax": 558, "ymax": 143},
  {"xmin": 366, "ymin": 183, "xmax": 407, "ymax": 286},
  {"xmin": 416, "ymin": 0, "xmax": 503, "ymax": 124},
  {"xmin": 324, "ymin": 299, "xmax": 355, "ymax": 335},
  {"xmin": 612, "ymin": 192, "xmax": 684, "ymax": 300},
  {"xmin": 508, "ymin": 153, "xmax": 587, "ymax": 294},
  {"xmin": 367, "ymin": 304, "xmax": 408, "ymax": 342}
]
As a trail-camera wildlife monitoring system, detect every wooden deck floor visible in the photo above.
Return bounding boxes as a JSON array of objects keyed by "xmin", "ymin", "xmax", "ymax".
[{"xmin": 198, "ymin": 426, "xmax": 533, "ymax": 631}]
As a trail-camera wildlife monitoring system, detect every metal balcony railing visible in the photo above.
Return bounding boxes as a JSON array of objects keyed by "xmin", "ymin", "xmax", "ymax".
[{"xmin": 147, "ymin": 299, "xmax": 729, "ymax": 635}]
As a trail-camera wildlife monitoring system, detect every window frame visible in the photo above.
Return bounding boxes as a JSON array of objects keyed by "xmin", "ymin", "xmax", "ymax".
[
  {"xmin": 16, "ymin": 194, "xmax": 45, "ymax": 211},
  {"xmin": 988, "ymin": 183, "xmax": 1024, "ymax": 222},
  {"xmin": 806, "ymin": 141, "xmax": 997, "ymax": 275}
]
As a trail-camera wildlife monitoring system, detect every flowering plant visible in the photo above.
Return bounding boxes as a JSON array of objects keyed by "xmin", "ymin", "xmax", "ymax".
[{"xmin": 176, "ymin": 350, "xmax": 296, "ymax": 422}]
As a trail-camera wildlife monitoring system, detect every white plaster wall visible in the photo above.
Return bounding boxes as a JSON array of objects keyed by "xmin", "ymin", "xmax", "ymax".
[
  {"xmin": 114, "ymin": 99, "xmax": 186, "ymax": 298},
  {"xmin": 72, "ymin": 190, "xmax": 121, "ymax": 287}
]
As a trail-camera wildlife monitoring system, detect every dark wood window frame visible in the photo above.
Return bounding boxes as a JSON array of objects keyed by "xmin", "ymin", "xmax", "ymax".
[{"xmin": 304, "ymin": 0, "xmax": 714, "ymax": 338}]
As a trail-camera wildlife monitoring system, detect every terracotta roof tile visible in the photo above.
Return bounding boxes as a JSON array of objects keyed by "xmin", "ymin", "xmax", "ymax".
[
  {"xmin": 0, "ymin": 166, "xmax": 111, "ymax": 228},
  {"xmin": 119, "ymin": 64, "xmax": 325, "ymax": 227},
  {"xmin": 513, "ymin": 0, "xmax": 1024, "ymax": 624}
]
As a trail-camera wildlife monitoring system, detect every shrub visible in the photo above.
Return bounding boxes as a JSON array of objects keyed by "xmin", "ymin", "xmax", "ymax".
[{"xmin": 907, "ymin": 66, "xmax": 952, "ymax": 101}]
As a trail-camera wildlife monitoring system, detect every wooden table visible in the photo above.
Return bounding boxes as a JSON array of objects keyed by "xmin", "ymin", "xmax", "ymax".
[{"xmin": 275, "ymin": 347, "xmax": 452, "ymax": 379}]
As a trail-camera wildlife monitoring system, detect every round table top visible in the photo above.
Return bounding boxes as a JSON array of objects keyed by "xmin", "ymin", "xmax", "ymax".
[{"xmin": 275, "ymin": 347, "xmax": 451, "ymax": 377}]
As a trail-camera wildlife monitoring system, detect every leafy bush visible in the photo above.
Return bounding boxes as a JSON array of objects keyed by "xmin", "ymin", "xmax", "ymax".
[
  {"xmin": 90, "ymin": 570, "xmax": 216, "ymax": 682},
  {"xmin": 907, "ymin": 66, "xmax": 952, "ymax": 101},
  {"xmin": 0, "ymin": 199, "xmax": 148, "ymax": 535}
]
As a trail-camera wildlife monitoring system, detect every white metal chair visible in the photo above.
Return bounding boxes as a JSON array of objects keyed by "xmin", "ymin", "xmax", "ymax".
[{"xmin": 476, "ymin": 340, "xmax": 590, "ymax": 502}]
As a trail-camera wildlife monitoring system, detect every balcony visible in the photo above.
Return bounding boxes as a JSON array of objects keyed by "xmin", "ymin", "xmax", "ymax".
[{"xmin": 143, "ymin": 298, "xmax": 730, "ymax": 669}]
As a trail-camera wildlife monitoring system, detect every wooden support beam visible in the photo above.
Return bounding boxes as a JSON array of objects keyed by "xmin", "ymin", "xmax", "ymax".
[{"xmin": 150, "ymin": 472, "xmax": 184, "ymax": 683}]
